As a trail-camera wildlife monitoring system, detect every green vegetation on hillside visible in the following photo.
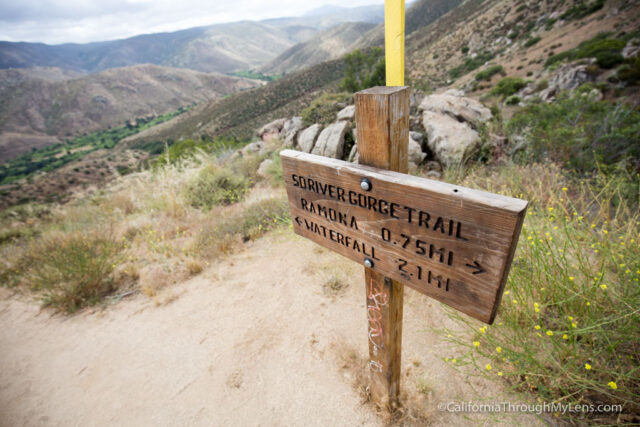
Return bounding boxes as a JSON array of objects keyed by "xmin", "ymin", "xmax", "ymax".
[
  {"xmin": 561, "ymin": 0, "xmax": 606, "ymax": 20},
  {"xmin": 475, "ymin": 65, "xmax": 505, "ymax": 81},
  {"xmin": 0, "ymin": 107, "xmax": 189, "ymax": 185},
  {"xmin": 449, "ymin": 51, "xmax": 495, "ymax": 80},
  {"xmin": 301, "ymin": 92, "xmax": 352, "ymax": 126},
  {"xmin": 445, "ymin": 162, "xmax": 639, "ymax": 419},
  {"xmin": 508, "ymin": 92, "xmax": 640, "ymax": 175},
  {"xmin": 340, "ymin": 48, "xmax": 385, "ymax": 93},
  {"xmin": 545, "ymin": 33, "xmax": 626, "ymax": 69},
  {"xmin": 229, "ymin": 70, "xmax": 282, "ymax": 82},
  {"xmin": 491, "ymin": 76, "xmax": 527, "ymax": 98},
  {"xmin": 0, "ymin": 138, "xmax": 289, "ymax": 312}
]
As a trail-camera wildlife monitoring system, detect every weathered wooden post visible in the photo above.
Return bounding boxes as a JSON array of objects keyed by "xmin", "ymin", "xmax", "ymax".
[
  {"xmin": 357, "ymin": 0, "xmax": 407, "ymax": 408},
  {"xmin": 280, "ymin": 0, "xmax": 527, "ymax": 415},
  {"xmin": 355, "ymin": 86, "xmax": 409, "ymax": 409}
]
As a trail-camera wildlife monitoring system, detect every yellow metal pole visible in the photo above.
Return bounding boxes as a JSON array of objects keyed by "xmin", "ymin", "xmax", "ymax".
[{"xmin": 385, "ymin": 0, "xmax": 405, "ymax": 86}]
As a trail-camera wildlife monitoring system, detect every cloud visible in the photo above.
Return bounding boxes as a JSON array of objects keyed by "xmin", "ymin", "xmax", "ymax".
[{"xmin": 0, "ymin": 0, "xmax": 383, "ymax": 44}]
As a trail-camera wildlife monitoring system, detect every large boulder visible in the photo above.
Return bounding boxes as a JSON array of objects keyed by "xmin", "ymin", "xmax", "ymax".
[
  {"xmin": 282, "ymin": 117, "xmax": 303, "ymax": 146},
  {"xmin": 336, "ymin": 105, "xmax": 355, "ymax": 121},
  {"xmin": 423, "ymin": 111, "xmax": 481, "ymax": 167},
  {"xmin": 418, "ymin": 89, "xmax": 492, "ymax": 129},
  {"xmin": 408, "ymin": 134, "xmax": 426, "ymax": 168},
  {"xmin": 257, "ymin": 118, "xmax": 286, "ymax": 142},
  {"xmin": 297, "ymin": 124, "xmax": 322, "ymax": 153},
  {"xmin": 312, "ymin": 121, "xmax": 350, "ymax": 159},
  {"xmin": 241, "ymin": 141, "xmax": 264, "ymax": 156},
  {"xmin": 539, "ymin": 63, "xmax": 594, "ymax": 101}
]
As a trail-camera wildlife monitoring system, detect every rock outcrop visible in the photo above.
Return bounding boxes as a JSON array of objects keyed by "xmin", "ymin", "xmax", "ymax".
[
  {"xmin": 423, "ymin": 111, "xmax": 481, "ymax": 167},
  {"xmin": 419, "ymin": 89, "xmax": 491, "ymax": 129},
  {"xmin": 408, "ymin": 132, "xmax": 426, "ymax": 168},
  {"xmin": 336, "ymin": 105, "xmax": 355, "ymax": 121},
  {"xmin": 539, "ymin": 63, "xmax": 594, "ymax": 101},
  {"xmin": 257, "ymin": 118, "xmax": 286, "ymax": 142},
  {"xmin": 622, "ymin": 38, "xmax": 640, "ymax": 59},
  {"xmin": 418, "ymin": 90, "xmax": 491, "ymax": 166},
  {"xmin": 312, "ymin": 121, "xmax": 350, "ymax": 159},
  {"xmin": 282, "ymin": 117, "xmax": 303, "ymax": 146},
  {"xmin": 297, "ymin": 124, "xmax": 322, "ymax": 153}
]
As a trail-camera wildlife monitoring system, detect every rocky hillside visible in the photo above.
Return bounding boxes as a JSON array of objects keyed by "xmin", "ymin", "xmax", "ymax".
[
  {"xmin": 259, "ymin": 22, "xmax": 377, "ymax": 75},
  {"xmin": 0, "ymin": 65, "xmax": 259, "ymax": 162},
  {"xmin": 122, "ymin": 59, "xmax": 346, "ymax": 148},
  {"xmin": 353, "ymin": 0, "xmax": 464, "ymax": 49}
]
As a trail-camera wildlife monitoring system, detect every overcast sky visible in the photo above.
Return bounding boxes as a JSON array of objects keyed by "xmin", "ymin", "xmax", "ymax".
[{"xmin": 0, "ymin": 0, "xmax": 385, "ymax": 45}]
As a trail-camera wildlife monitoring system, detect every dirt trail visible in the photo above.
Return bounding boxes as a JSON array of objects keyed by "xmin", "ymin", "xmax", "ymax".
[{"xmin": 0, "ymin": 230, "xmax": 543, "ymax": 426}]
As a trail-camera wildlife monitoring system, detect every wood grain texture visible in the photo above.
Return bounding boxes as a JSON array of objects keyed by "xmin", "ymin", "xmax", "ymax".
[
  {"xmin": 354, "ymin": 86, "xmax": 409, "ymax": 173},
  {"xmin": 354, "ymin": 87, "xmax": 408, "ymax": 409},
  {"xmin": 365, "ymin": 270, "xmax": 403, "ymax": 409},
  {"xmin": 281, "ymin": 149, "xmax": 528, "ymax": 324}
]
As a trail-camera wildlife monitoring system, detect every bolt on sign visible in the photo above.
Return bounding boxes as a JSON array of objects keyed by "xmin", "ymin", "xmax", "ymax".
[{"xmin": 281, "ymin": 150, "xmax": 528, "ymax": 324}]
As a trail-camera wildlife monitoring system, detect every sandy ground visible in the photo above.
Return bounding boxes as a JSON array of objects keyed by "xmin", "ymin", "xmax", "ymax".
[{"xmin": 0, "ymin": 230, "xmax": 545, "ymax": 426}]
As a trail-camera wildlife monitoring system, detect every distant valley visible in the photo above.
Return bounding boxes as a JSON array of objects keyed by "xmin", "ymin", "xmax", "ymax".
[{"xmin": 0, "ymin": 65, "xmax": 260, "ymax": 162}]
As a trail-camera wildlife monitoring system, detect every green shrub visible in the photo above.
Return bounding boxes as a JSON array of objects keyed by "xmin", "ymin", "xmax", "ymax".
[
  {"xmin": 461, "ymin": 46, "xmax": 469, "ymax": 55},
  {"xmin": 442, "ymin": 163, "xmax": 640, "ymax": 422},
  {"xmin": 617, "ymin": 57, "xmax": 640, "ymax": 84},
  {"xmin": 545, "ymin": 34, "xmax": 626, "ymax": 68},
  {"xmin": 449, "ymin": 51, "xmax": 495, "ymax": 80},
  {"xmin": 194, "ymin": 198, "xmax": 290, "ymax": 256},
  {"xmin": 475, "ymin": 65, "xmax": 506, "ymax": 81},
  {"xmin": 561, "ymin": 0, "xmax": 605, "ymax": 20},
  {"xmin": 508, "ymin": 93, "xmax": 640, "ymax": 174},
  {"xmin": 545, "ymin": 50, "xmax": 574, "ymax": 67},
  {"xmin": 491, "ymin": 77, "xmax": 527, "ymax": 98},
  {"xmin": 340, "ymin": 47, "xmax": 385, "ymax": 93},
  {"xmin": 185, "ymin": 166, "xmax": 249, "ymax": 210},
  {"xmin": 505, "ymin": 95, "xmax": 521, "ymax": 105},
  {"xmin": 301, "ymin": 92, "xmax": 352, "ymax": 126},
  {"xmin": 28, "ymin": 231, "xmax": 123, "ymax": 313},
  {"xmin": 524, "ymin": 36, "xmax": 541, "ymax": 47}
]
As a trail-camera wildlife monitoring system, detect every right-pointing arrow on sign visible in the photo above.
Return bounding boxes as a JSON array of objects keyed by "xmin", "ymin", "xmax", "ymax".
[{"xmin": 465, "ymin": 260, "xmax": 486, "ymax": 275}]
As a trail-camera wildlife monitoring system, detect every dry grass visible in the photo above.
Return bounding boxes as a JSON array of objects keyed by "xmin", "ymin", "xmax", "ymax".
[
  {"xmin": 0, "ymin": 143, "xmax": 290, "ymax": 312},
  {"xmin": 335, "ymin": 343, "xmax": 433, "ymax": 426}
]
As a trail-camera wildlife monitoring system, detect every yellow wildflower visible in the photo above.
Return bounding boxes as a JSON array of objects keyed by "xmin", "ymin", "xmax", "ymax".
[
  {"xmin": 498, "ymin": 371, "xmax": 503, "ymax": 376},
  {"xmin": 535, "ymin": 325, "xmax": 541, "ymax": 330},
  {"xmin": 496, "ymin": 347, "xmax": 502, "ymax": 353},
  {"xmin": 473, "ymin": 341, "xmax": 480, "ymax": 348},
  {"xmin": 546, "ymin": 330, "xmax": 553, "ymax": 336},
  {"xmin": 608, "ymin": 381, "xmax": 617, "ymax": 390},
  {"xmin": 585, "ymin": 363, "xmax": 592, "ymax": 370},
  {"xmin": 486, "ymin": 364, "xmax": 492, "ymax": 371},
  {"xmin": 600, "ymin": 284, "xmax": 607, "ymax": 290},
  {"xmin": 562, "ymin": 334, "xmax": 568, "ymax": 340}
]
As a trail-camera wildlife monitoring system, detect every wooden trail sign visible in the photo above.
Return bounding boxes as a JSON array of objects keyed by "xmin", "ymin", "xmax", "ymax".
[
  {"xmin": 281, "ymin": 150, "xmax": 527, "ymax": 324},
  {"xmin": 281, "ymin": 86, "xmax": 527, "ymax": 409}
]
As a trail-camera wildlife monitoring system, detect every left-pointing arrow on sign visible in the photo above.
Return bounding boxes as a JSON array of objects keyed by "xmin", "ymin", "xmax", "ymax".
[{"xmin": 465, "ymin": 260, "xmax": 486, "ymax": 275}]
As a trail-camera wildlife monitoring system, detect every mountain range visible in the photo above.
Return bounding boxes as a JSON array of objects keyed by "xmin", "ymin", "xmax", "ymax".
[{"xmin": 0, "ymin": 5, "xmax": 386, "ymax": 74}]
